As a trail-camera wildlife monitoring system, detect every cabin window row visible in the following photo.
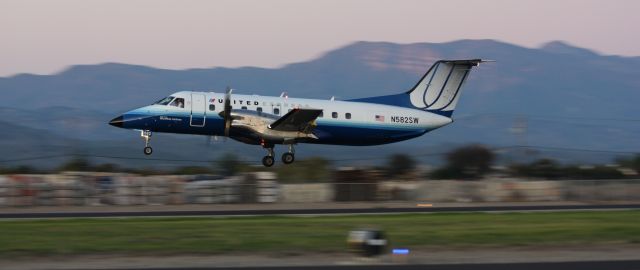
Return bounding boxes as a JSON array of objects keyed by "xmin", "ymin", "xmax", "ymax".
[
  {"xmin": 319, "ymin": 111, "xmax": 351, "ymax": 119},
  {"xmin": 208, "ymin": 104, "xmax": 351, "ymax": 120},
  {"xmin": 209, "ymin": 105, "xmax": 264, "ymax": 112}
]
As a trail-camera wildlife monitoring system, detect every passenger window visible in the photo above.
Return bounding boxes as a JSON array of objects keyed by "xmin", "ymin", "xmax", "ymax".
[
  {"xmin": 332, "ymin": 112, "xmax": 338, "ymax": 119},
  {"xmin": 274, "ymin": 108, "xmax": 280, "ymax": 115},
  {"xmin": 170, "ymin": 98, "xmax": 185, "ymax": 108},
  {"xmin": 319, "ymin": 111, "xmax": 323, "ymax": 118},
  {"xmin": 241, "ymin": 106, "xmax": 247, "ymax": 110},
  {"xmin": 346, "ymin": 113, "xmax": 351, "ymax": 119},
  {"xmin": 257, "ymin": 107, "xmax": 262, "ymax": 112},
  {"xmin": 209, "ymin": 104, "xmax": 215, "ymax": 111}
]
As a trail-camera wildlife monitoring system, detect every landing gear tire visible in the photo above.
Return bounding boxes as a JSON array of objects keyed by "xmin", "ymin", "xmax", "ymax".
[
  {"xmin": 262, "ymin": 156, "xmax": 275, "ymax": 167},
  {"xmin": 141, "ymin": 130, "xmax": 153, "ymax": 156},
  {"xmin": 282, "ymin": 152, "xmax": 295, "ymax": 164}
]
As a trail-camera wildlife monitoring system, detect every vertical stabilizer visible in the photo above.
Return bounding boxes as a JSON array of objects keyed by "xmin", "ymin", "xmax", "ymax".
[
  {"xmin": 407, "ymin": 59, "xmax": 486, "ymax": 117},
  {"xmin": 349, "ymin": 59, "xmax": 488, "ymax": 118}
]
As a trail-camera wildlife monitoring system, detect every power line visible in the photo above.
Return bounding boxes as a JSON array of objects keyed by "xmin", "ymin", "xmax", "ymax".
[
  {"xmin": 0, "ymin": 145, "xmax": 636, "ymax": 164},
  {"xmin": 0, "ymin": 155, "xmax": 69, "ymax": 163},
  {"xmin": 456, "ymin": 113, "xmax": 640, "ymax": 123},
  {"xmin": 494, "ymin": 145, "xmax": 638, "ymax": 155},
  {"xmin": 81, "ymin": 154, "xmax": 215, "ymax": 163}
]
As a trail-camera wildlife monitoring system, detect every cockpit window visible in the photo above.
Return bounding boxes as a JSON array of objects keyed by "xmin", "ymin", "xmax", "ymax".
[
  {"xmin": 154, "ymin": 96, "xmax": 175, "ymax": 105},
  {"xmin": 170, "ymin": 98, "xmax": 185, "ymax": 108}
]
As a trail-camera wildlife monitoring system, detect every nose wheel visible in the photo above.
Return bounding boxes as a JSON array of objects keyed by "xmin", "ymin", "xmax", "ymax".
[{"xmin": 141, "ymin": 130, "xmax": 153, "ymax": 155}]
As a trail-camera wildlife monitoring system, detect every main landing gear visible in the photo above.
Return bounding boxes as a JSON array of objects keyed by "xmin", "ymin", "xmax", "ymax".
[
  {"xmin": 261, "ymin": 144, "xmax": 296, "ymax": 167},
  {"xmin": 141, "ymin": 130, "xmax": 153, "ymax": 155},
  {"xmin": 282, "ymin": 144, "xmax": 295, "ymax": 164},
  {"xmin": 262, "ymin": 147, "xmax": 275, "ymax": 167}
]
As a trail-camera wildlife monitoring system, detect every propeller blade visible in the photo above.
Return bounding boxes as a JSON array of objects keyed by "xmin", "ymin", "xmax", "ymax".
[{"xmin": 223, "ymin": 87, "xmax": 233, "ymax": 137}]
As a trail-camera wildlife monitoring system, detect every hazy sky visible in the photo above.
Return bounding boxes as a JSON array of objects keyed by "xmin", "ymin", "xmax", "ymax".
[{"xmin": 1, "ymin": 0, "xmax": 638, "ymax": 76}]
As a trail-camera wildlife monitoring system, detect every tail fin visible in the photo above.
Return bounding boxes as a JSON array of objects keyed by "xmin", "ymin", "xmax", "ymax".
[
  {"xmin": 407, "ymin": 59, "xmax": 486, "ymax": 117},
  {"xmin": 350, "ymin": 59, "xmax": 488, "ymax": 118}
]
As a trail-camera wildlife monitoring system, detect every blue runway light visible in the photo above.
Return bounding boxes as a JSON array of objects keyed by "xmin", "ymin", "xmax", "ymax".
[{"xmin": 392, "ymin": 248, "xmax": 410, "ymax": 255}]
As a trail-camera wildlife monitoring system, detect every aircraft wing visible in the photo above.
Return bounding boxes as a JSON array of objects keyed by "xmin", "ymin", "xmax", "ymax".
[{"xmin": 268, "ymin": 108, "xmax": 323, "ymax": 132}]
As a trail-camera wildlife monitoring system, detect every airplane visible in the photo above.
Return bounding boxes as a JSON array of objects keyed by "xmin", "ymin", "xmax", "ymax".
[{"xmin": 109, "ymin": 59, "xmax": 489, "ymax": 167}]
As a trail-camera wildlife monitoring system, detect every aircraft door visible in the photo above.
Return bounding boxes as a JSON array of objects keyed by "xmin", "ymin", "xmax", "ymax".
[{"xmin": 190, "ymin": 93, "xmax": 206, "ymax": 127}]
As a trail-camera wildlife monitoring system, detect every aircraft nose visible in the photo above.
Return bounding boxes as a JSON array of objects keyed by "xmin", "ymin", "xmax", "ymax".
[{"xmin": 109, "ymin": 115, "xmax": 124, "ymax": 127}]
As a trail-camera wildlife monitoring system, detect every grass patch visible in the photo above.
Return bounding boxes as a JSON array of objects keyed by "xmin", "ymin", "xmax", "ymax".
[{"xmin": 0, "ymin": 211, "xmax": 639, "ymax": 256}]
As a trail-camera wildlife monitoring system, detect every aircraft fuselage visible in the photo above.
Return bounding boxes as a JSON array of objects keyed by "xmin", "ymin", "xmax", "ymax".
[{"xmin": 112, "ymin": 91, "xmax": 452, "ymax": 146}]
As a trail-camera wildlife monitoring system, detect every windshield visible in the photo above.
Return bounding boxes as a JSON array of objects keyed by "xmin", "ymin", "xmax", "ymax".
[
  {"xmin": 154, "ymin": 96, "xmax": 175, "ymax": 105},
  {"xmin": 169, "ymin": 98, "xmax": 185, "ymax": 108}
]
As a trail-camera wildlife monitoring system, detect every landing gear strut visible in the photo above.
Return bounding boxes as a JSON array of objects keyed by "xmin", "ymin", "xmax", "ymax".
[
  {"xmin": 282, "ymin": 144, "xmax": 295, "ymax": 164},
  {"xmin": 262, "ymin": 146, "xmax": 275, "ymax": 167},
  {"xmin": 141, "ymin": 130, "xmax": 153, "ymax": 155}
]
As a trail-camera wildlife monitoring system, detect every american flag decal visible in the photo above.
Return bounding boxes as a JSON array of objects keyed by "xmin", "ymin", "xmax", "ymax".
[{"xmin": 375, "ymin": 115, "xmax": 384, "ymax": 122}]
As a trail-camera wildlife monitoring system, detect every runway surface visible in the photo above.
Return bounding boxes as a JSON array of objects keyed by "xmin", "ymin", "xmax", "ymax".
[
  {"xmin": 1, "ymin": 203, "xmax": 639, "ymax": 219},
  {"xmin": 108, "ymin": 260, "xmax": 640, "ymax": 270}
]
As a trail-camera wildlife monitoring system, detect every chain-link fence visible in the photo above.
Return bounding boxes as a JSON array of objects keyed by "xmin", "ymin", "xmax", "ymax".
[{"xmin": 0, "ymin": 173, "xmax": 639, "ymax": 207}]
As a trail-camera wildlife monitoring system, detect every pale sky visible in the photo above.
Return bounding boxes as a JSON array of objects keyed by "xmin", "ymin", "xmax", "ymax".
[{"xmin": 1, "ymin": 0, "xmax": 638, "ymax": 76}]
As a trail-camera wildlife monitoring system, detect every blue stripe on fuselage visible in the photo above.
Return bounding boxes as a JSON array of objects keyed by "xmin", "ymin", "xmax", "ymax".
[{"xmin": 120, "ymin": 112, "xmax": 429, "ymax": 146}]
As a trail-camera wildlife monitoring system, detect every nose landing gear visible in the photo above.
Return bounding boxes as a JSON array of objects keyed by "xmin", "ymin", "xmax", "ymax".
[{"xmin": 141, "ymin": 130, "xmax": 153, "ymax": 155}]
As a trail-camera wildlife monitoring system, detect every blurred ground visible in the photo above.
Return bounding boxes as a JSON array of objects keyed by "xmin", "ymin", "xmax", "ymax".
[
  {"xmin": 0, "ymin": 200, "xmax": 633, "ymax": 213},
  {"xmin": 1, "ymin": 211, "xmax": 638, "ymax": 255},
  {"xmin": 2, "ymin": 244, "xmax": 639, "ymax": 270},
  {"xmin": 2, "ymin": 174, "xmax": 639, "ymax": 269}
]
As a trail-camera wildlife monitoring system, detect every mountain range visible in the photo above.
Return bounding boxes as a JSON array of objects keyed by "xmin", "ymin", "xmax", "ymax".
[{"xmin": 1, "ymin": 39, "xmax": 639, "ymax": 168}]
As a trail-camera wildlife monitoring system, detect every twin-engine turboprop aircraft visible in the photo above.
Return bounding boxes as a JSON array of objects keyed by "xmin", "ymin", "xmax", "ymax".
[{"xmin": 109, "ymin": 59, "xmax": 488, "ymax": 167}]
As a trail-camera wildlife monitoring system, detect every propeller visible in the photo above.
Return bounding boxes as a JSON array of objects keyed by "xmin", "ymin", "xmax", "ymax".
[
  {"xmin": 220, "ymin": 87, "xmax": 233, "ymax": 137},
  {"xmin": 208, "ymin": 87, "xmax": 233, "ymax": 146}
]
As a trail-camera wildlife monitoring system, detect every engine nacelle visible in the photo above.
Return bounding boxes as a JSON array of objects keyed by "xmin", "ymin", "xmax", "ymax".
[{"xmin": 229, "ymin": 113, "xmax": 318, "ymax": 142}]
